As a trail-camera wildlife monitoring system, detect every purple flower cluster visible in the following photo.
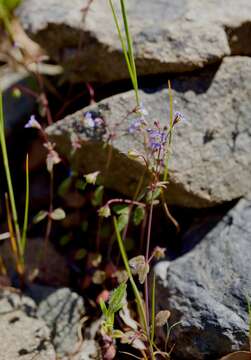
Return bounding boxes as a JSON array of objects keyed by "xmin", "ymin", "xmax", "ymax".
[
  {"xmin": 147, "ymin": 129, "xmax": 167, "ymax": 151},
  {"xmin": 128, "ymin": 116, "xmax": 146, "ymax": 134},
  {"xmin": 84, "ymin": 112, "xmax": 104, "ymax": 128}
]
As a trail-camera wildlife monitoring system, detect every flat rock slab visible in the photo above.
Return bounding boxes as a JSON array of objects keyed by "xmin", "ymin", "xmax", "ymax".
[
  {"xmin": 37, "ymin": 288, "xmax": 86, "ymax": 358},
  {"xmin": 0, "ymin": 238, "xmax": 70, "ymax": 287},
  {"xmin": 47, "ymin": 57, "xmax": 251, "ymax": 207},
  {"xmin": 16, "ymin": 0, "xmax": 251, "ymax": 82},
  {"xmin": 0, "ymin": 290, "xmax": 56, "ymax": 360},
  {"xmin": 154, "ymin": 194, "xmax": 251, "ymax": 359}
]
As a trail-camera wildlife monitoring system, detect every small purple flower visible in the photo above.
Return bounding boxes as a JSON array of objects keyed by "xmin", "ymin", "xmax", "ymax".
[
  {"xmin": 84, "ymin": 112, "xmax": 95, "ymax": 128},
  {"xmin": 147, "ymin": 129, "xmax": 167, "ymax": 151},
  {"xmin": 136, "ymin": 102, "xmax": 148, "ymax": 116},
  {"xmin": 173, "ymin": 111, "xmax": 187, "ymax": 125},
  {"xmin": 84, "ymin": 112, "xmax": 104, "ymax": 128},
  {"xmin": 24, "ymin": 115, "xmax": 42, "ymax": 130},
  {"xmin": 128, "ymin": 116, "xmax": 146, "ymax": 134}
]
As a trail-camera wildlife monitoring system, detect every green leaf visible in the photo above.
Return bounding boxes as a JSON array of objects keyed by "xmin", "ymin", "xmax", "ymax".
[
  {"xmin": 58, "ymin": 177, "xmax": 72, "ymax": 197},
  {"xmin": 76, "ymin": 179, "xmax": 87, "ymax": 191},
  {"xmin": 33, "ymin": 210, "xmax": 48, "ymax": 224},
  {"xmin": 146, "ymin": 188, "xmax": 161, "ymax": 203},
  {"xmin": 59, "ymin": 234, "xmax": 71, "ymax": 246},
  {"xmin": 108, "ymin": 282, "xmax": 127, "ymax": 315},
  {"xmin": 113, "ymin": 204, "xmax": 129, "ymax": 215},
  {"xmin": 92, "ymin": 185, "xmax": 104, "ymax": 207},
  {"xmin": 50, "ymin": 208, "xmax": 66, "ymax": 221},
  {"xmin": 74, "ymin": 248, "xmax": 87, "ymax": 260},
  {"xmin": 114, "ymin": 206, "xmax": 130, "ymax": 232},
  {"xmin": 133, "ymin": 206, "xmax": 145, "ymax": 226},
  {"xmin": 99, "ymin": 298, "xmax": 108, "ymax": 317},
  {"xmin": 0, "ymin": 0, "xmax": 20, "ymax": 13},
  {"xmin": 117, "ymin": 213, "xmax": 129, "ymax": 232},
  {"xmin": 112, "ymin": 329, "xmax": 124, "ymax": 338}
]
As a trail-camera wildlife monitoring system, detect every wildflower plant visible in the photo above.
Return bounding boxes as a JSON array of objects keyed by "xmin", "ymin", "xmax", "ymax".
[
  {"xmin": 24, "ymin": 115, "xmax": 65, "ymax": 233},
  {"xmin": 94, "ymin": 1, "xmax": 186, "ymax": 358}
]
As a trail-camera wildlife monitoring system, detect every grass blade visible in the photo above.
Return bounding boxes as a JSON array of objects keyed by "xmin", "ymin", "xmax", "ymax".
[
  {"xmin": 150, "ymin": 273, "xmax": 156, "ymax": 343},
  {"xmin": 120, "ymin": 0, "xmax": 139, "ymax": 104},
  {"xmin": 21, "ymin": 154, "xmax": 29, "ymax": 255},
  {"xmin": 163, "ymin": 80, "xmax": 174, "ymax": 182},
  {"xmin": 109, "ymin": 0, "xmax": 139, "ymax": 106},
  {"xmin": 0, "ymin": 91, "xmax": 21, "ymax": 251}
]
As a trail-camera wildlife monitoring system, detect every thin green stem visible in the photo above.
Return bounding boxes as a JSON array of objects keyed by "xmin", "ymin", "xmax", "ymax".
[
  {"xmin": 163, "ymin": 80, "xmax": 173, "ymax": 182},
  {"xmin": 150, "ymin": 273, "xmax": 156, "ymax": 344},
  {"xmin": 120, "ymin": 0, "xmax": 139, "ymax": 104},
  {"xmin": 0, "ymin": 92, "xmax": 21, "ymax": 253},
  {"xmin": 113, "ymin": 216, "xmax": 147, "ymax": 332},
  {"xmin": 109, "ymin": 0, "xmax": 139, "ymax": 106},
  {"xmin": 21, "ymin": 154, "xmax": 29, "ymax": 256}
]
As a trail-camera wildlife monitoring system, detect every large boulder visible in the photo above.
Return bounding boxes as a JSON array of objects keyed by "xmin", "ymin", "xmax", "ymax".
[
  {"xmin": 154, "ymin": 194, "xmax": 251, "ymax": 359},
  {"xmin": 0, "ymin": 289, "xmax": 56, "ymax": 360},
  {"xmin": 47, "ymin": 57, "xmax": 251, "ymax": 207},
  {"xmin": 16, "ymin": 0, "xmax": 251, "ymax": 83}
]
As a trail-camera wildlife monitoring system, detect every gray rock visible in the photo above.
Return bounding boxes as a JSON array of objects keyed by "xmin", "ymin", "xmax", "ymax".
[
  {"xmin": 154, "ymin": 194, "xmax": 251, "ymax": 359},
  {"xmin": 0, "ymin": 289, "xmax": 56, "ymax": 360},
  {"xmin": 16, "ymin": 0, "xmax": 251, "ymax": 83},
  {"xmin": 47, "ymin": 57, "xmax": 251, "ymax": 207},
  {"xmin": 70, "ymin": 340, "xmax": 101, "ymax": 360},
  {"xmin": 37, "ymin": 287, "xmax": 86, "ymax": 358},
  {"xmin": 0, "ymin": 238, "xmax": 70, "ymax": 287}
]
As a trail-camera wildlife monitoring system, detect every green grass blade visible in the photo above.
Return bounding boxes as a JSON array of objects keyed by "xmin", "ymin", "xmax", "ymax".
[
  {"xmin": 109, "ymin": 0, "xmax": 139, "ymax": 106},
  {"xmin": 109, "ymin": 0, "xmax": 134, "ymax": 79},
  {"xmin": 0, "ymin": 91, "xmax": 21, "ymax": 252},
  {"xmin": 21, "ymin": 154, "xmax": 29, "ymax": 255},
  {"xmin": 163, "ymin": 80, "xmax": 174, "ymax": 182},
  {"xmin": 150, "ymin": 273, "xmax": 156, "ymax": 343},
  {"xmin": 120, "ymin": 0, "xmax": 139, "ymax": 105}
]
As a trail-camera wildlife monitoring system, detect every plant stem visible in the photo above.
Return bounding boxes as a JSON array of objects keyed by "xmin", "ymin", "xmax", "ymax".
[
  {"xmin": 163, "ymin": 80, "xmax": 173, "ymax": 183},
  {"xmin": 0, "ymin": 92, "xmax": 21, "ymax": 254},
  {"xmin": 150, "ymin": 273, "xmax": 156, "ymax": 344},
  {"xmin": 43, "ymin": 168, "xmax": 54, "ymax": 266},
  {"xmin": 21, "ymin": 154, "xmax": 29, "ymax": 256},
  {"xmin": 109, "ymin": 0, "xmax": 139, "ymax": 106},
  {"xmin": 113, "ymin": 217, "xmax": 147, "ymax": 332}
]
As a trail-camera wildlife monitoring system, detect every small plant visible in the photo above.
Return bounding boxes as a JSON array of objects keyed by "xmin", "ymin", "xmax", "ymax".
[
  {"xmin": 89, "ymin": 2, "xmax": 187, "ymax": 358},
  {"xmin": 24, "ymin": 115, "xmax": 65, "ymax": 248},
  {"xmin": 100, "ymin": 282, "xmax": 127, "ymax": 335}
]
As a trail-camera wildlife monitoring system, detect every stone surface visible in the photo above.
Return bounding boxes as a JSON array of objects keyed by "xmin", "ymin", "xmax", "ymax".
[
  {"xmin": 70, "ymin": 340, "xmax": 101, "ymax": 360},
  {"xmin": 16, "ymin": 0, "xmax": 251, "ymax": 83},
  {"xmin": 154, "ymin": 194, "xmax": 251, "ymax": 359},
  {"xmin": 47, "ymin": 57, "xmax": 251, "ymax": 207},
  {"xmin": 37, "ymin": 287, "xmax": 86, "ymax": 358},
  {"xmin": 0, "ymin": 238, "xmax": 70, "ymax": 287},
  {"xmin": 0, "ymin": 289, "xmax": 56, "ymax": 360}
]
